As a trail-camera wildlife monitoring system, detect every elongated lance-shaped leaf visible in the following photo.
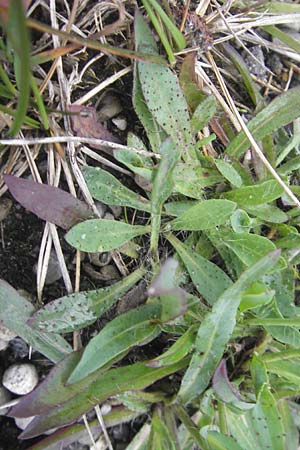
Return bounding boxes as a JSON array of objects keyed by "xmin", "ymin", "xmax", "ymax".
[
  {"xmin": 178, "ymin": 250, "xmax": 281, "ymax": 404},
  {"xmin": 82, "ymin": 166, "xmax": 151, "ymax": 212},
  {"xmin": 135, "ymin": 13, "xmax": 196, "ymax": 161},
  {"xmin": 166, "ymin": 233, "xmax": 232, "ymax": 306},
  {"xmin": 0, "ymin": 280, "xmax": 71, "ymax": 363},
  {"xmin": 18, "ymin": 357, "xmax": 189, "ymax": 438},
  {"xmin": 6, "ymin": 0, "xmax": 31, "ymax": 136},
  {"xmin": 65, "ymin": 219, "xmax": 150, "ymax": 252},
  {"xmin": 169, "ymin": 199, "xmax": 236, "ymax": 231},
  {"xmin": 226, "ymin": 86, "xmax": 300, "ymax": 158},
  {"xmin": 133, "ymin": 12, "xmax": 166, "ymax": 152},
  {"xmin": 67, "ymin": 304, "xmax": 161, "ymax": 384},
  {"xmin": 29, "ymin": 267, "xmax": 145, "ymax": 333},
  {"xmin": 191, "ymin": 96, "xmax": 217, "ymax": 134},
  {"xmin": 150, "ymin": 138, "xmax": 180, "ymax": 253},
  {"xmin": 224, "ymin": 179, "xmax": 283, "ymax": 206},
  {"xmin": 215, "ymin": 159, "xmax": 243, "ymax": 188}
]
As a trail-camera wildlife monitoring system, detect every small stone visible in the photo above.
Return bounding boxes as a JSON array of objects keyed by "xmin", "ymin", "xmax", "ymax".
[
  {"xmin": 99, "ymin": 95, "xmax": 122, "ymax": 120},
  {"xmin": 0, "ymin": 386, "xmax": 11, "ymax": 415},
  {"xmin": 45, "ymin": 250, "xmax": 62, "ymax": 285},
  {"xmin": 0, "ymin": 323, "xmax": 17, "ymax": 342},
  {"xmin": 15, "ymin": 416, "xmax": 35, "ymax": 430},
  {"xmin": 95, "ymin": 201, "xmax": 106, "ymax": 218},
  {"xmin": 9, "ymin": 337, "xmax": 29, "ymax": 359},
  {"xmin": 100, "ymin": 403, "xmax": 111, "ymax": 415},
  {"xmin": 104, "ymin": 212, "xmax": 115, "ymax": 221},
  {"xmin": 99, "ymin": 265, "xmax": 120, "ymax": 281},
  {"xmin": 2, "ymin": 363, "xmax": 38, "ymax": 395},
  {"xmin": 112, "ymin": 117, "xmax": 127, "ymax": 131},
  {"xmin": 108, "ymin": 205, "xmax": 122, "ymax": 219},
  {"xmin": 244, "ymin": 45, "xmax": 267, "ymax": 81}
]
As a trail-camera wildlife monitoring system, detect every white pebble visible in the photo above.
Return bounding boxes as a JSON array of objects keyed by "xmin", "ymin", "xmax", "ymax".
[
  {"xmin": 112, "ymin": 117, "xmax": 127, "ymax": 131},
  {"xmin": 2, "ymin": 363, "xmax": 38, "ymax": 395},
  {"xmin": 15, "ymin": 416, "xmax": 35, "ymax": 430}
]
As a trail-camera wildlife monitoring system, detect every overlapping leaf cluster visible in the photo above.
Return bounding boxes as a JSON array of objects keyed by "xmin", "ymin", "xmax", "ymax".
[{"xmin": 2, "ymin": 9, "xmax": 300, "ymax": 450}]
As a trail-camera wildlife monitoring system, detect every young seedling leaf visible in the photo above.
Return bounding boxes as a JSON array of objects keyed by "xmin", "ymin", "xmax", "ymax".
[
  {"xmin": 19, "ymin": 358, "xmax": 189, "ymax": 438},
  {"xmin": 191, "ymin": 96, "xmax": 217, "ymax": 134},
  {"xmin": 239, "ymin": 282, "xmax": 274, "ymax": 312},
  {"xmin": 65, "ymin": 219, "xmax": 149, "ymax": 252},
  {"xmin": 215, "ymin": 159, "xmax": 243, "ymax": 188},
  {"xmin": 82, "ymin": 166, "xmax": 151, "ymax": 212},
  {"xmin": 169, "ymin": 199, "xmax": 236, "ymax": 231},
  {"xmin": 148, "ymin": 258, "xmax": 187, "ymax": 322},
  {"xmin": 226, "ymin": 86, "xmax": 300, "ymax": 158},
  {"xmin": 29, "ymin": 268, "xmax": 144, "ymax": 333},
  {"xmin": 0, "ymin": 280, "xmax": 71, "ymax": 363},
  {"xmin": 230, "ymin": 209, "xmax": 252, "ymax": 233},
  {"xmin": 147, "ymin": 324, "xmax": 197, "ymax": 368},
  {"xmin": 166, "ymin": 233, "xmax": 232, "ymax": 306},
  {"xmin": 223, "ymin": 179, "xmax": 284, "ymax": 206},
  {"xmin": 67, "ymin": 304, "xmax": 161, "ymax": 384},
  {"xmin": 178, "ymin": 250, "xmax": 281, "ymax": 404},
  {"xmin": 212, "ymin": 360, "xmax": 254, "ymax": 410},
  {"xmin": 4, "ymin": 175, "xmax": 93, "ymax": 230}
]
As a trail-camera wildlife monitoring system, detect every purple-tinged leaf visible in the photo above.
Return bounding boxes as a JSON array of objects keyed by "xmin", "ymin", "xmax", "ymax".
[
  {"xmin": 18, "ymin": 358, "xmax": 189, "ymax": 438},
  {"xmin": 4, "ymin": 175, "xmax": 93, "ymax": 230},
  {"xmin": 212, "ymin": 359, "xmax": 254, "ymax": 411},
  {"xmin": 148, "ymin": 258, "xmax": 187, "ymax": 322}
]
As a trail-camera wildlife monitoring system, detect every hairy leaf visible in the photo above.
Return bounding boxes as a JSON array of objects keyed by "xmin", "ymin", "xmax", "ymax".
[
  {"xmin": 224, "ymin": 179, "xmax": 283, "ymax": 206},
  {"xmin": 169, "ymin": 199, "xmax": 236, "ymax": 231},
  {"xmin": 65, "ymin": 219, "xmax": 149, "ymax": 252},
  {"xmin": 29, "ymin": 268, "xmax": 144, "ymax": 333},
  {"xmin": 83, "ymin": 166, "xmax": 151, "ymax": 212},
  {"xmin": 166, "ymin": 233, "xmax": 232, "ymax": 306}
]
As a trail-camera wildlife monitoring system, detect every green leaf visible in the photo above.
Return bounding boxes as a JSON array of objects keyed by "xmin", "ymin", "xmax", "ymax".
[
  {"xmin": 19, "ymin": 357, "xmax": 189, "ymax": 438},
  {"xmin": 215, "ymin": 159, "xmax": 243, "ymax": 188},
  {"xmin": 206, "ymin": 431, "xmax": 244, "ymax": 450},
  {"xmin": 177, "ymin": 250, "xmax": 281, "ymax": 404},
  {"xmin": 219, "ymin": 231, "xmax": 278, "ymax": 268},
  {"xmin": 0, "ymin": 280, "xmax": 71, "ymax": 363},
  {"xmin": 191, "ymin": 96, "xmax": 217, "ymax": 134},
  {"xmin": 82, "ymin": 166, "xmax": 151, "ymax": 212},
  {"xmin": 136, "ymin": 16, "xmax": 195, "ymax": 160},
  {"xmin": 30, "ymin": 268, "xmax": 144, "ymax": 333},
  {"xmin": 224, "ymin": 179, "xmax": 284, "ymax": 206},
  {"xmin": 6, "ymin": 0, "xmax": 31, "ymax": 135},
  {"xmin": 164, "ymin": 200, "xmax": 197, "ymax": 217},
  {"xmin": 174, "ymin": 164, "xmax": 223, "ymax": 198},
  {"xmin": 230, "ymin": 209, "xmax": 252, "ymax": 233},
  {"xmin": 150, "ymin": 138, "xmax": 181, "ymax": 253},
  {"xmin": 148, "ymin": 409, "xmax": 177, "ymax": 450},
  {"xmin": 245, "ymin": 204, "xmax": 288, "ymax": 223},
  {"xmin": 65, "ymin": 219, "xmax": 149, "ymax": 252},
  {"xmin": 67, "ymin": 304, "xmax": 161, "ymax": 384},
  {"xmin": 224, "ymin": 385, "xmax": 287, "ymax": 450},
  {"xmin": 169, "ymin": 199, "xmax": 236, "ymax": 231},
  {"xmin": 226, "ymin": 86, "xmax": 300, "ymax": 158},
  {"xmin": 147, "ymin": 324, "xmax": 197, "ymax": 368},
  {"xmin": 166, "ymin": 233, "xmax": 232, "ymax": 306},
  {"xmin": 239, "ymin": 282, "xmax": 274, "ymax": 312}
]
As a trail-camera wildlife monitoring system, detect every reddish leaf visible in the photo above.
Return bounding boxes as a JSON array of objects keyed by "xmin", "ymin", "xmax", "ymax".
[
  {"xmin": 212, "ymin": 359, "xmax": 254, "ymax": 410},
  {"xmin": 3, "ymin": 175, "xmax": 93, "ymax": 230}
]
